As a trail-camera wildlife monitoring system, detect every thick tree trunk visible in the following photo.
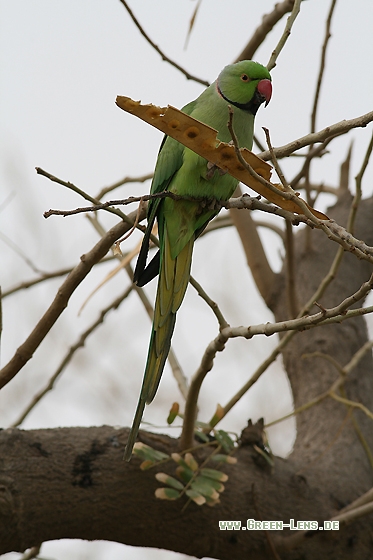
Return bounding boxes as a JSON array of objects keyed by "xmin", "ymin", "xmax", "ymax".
[{"xmin": 1, "ymin": 193, "xmax": 373, "ymax": 559}]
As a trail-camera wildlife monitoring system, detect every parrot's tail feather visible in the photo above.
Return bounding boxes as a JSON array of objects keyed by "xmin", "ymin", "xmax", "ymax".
[
  {"xmin": 133, "ymin": 199, "xmax": 160, "ymax": 285},
  {"xmin": 124, "ymin": 396, "xmax": 146, "ymax": 461},
  {"xmin": 146, "ymin": 232, "xmax": 193, "ymax": 403},
  {"xmin": 145, "ymin": 314, "xmax": 176, "ymax": 404},
  {"xmin": 133, "ymin": 229, "xmax": 152, "ymax": 285},
  {"xmin": 126, "ymin": 229, "xmax": 194, "ymax": 459},
  {"xmin": 135, "ymin": 250, "xmax": 160, "ymax": 287}
]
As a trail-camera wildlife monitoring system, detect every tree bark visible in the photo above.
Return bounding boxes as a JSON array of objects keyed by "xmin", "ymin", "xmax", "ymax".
[{"xmin": 1, "ymin": 193, "xmax": 373, "ymax": 559}]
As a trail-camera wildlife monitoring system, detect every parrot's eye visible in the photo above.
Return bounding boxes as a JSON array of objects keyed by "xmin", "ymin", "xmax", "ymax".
[{"xmin": 240, "ymin": 74, "xmax": 249, "ymax": 82}]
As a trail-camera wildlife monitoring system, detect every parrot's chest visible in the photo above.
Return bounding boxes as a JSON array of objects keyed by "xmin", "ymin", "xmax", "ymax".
[{"xmin": 170, "ymin": 148, "xmax": 238, "ymax": 200}]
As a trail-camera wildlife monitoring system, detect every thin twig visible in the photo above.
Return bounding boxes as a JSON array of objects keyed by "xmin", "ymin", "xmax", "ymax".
[
  {"xmin": 290, "ymin": 138, "xmax": 334, "ymax": 189},
  {"xmin": 262, "ymin": 127, "xmax": 290, "ymax": 191},
  {"xmin": 304, "ymin": 0, "xmax": 338, "ymax": 211},
  {"xmin": 180, "ymin": 211, "xmax": 373, "ymax": 436},
  {"xmin": 279, "ymin": 500, "xmax": 373, "ymax": 550},
  {"xmin": 0, "ymin": 209, "xmax": 140, "ymax": 390},
  {"xmin": 330, "ymin": 393, "xmax": 373, "ymax": 422},
  {"xmin": 223, "ymin": 195, "xmax": 310, "ymax": 226},
  {"xmin": 227, "ymin": 108, "xmax": 323, "ymax": 231},
  {"xmin": 285, "ymin": 220, "xmax": 298, "ymax": 317},
  {"xmin": 119, "ymin": 0, "xmax": 209, "ymax": 87},
  {"xmin": 310, "ymin": 0, "xmax": 338, "ymax": 134},
  {"xmin": 266, "ymin": 340, "xmax": 373, "ymax": 429},
  {"xmin": 253, "ymin": 115, "xmax": 373, "ymax": 271},
  {"xmin": 262, "ymin": 126, "xmax": 298, "ymax": 316},
  {"xmin": 350, "ymin": 132, "xmax": 373, "ymax": 234},
  {"xmin": 266, "ymin": 0, "xmax": 302, "ymax": 71},
  {"xmin": 10, "ymin": 285, "xmax": 134, "ymax": 427},
  {"xmin": 115, "ymin": 198, "xmax": 148, "ymax": 245},
  {"xmin": 298, "ymin": 350, "xmax": 373, "ymax": 472},
  {"xmin": 43, "ymin": 190, "xmax": 213, "ymax": 219},
  {"xmin": 219, "ymin": 330, "xmax": 297, "ymax": 425},
  {"xmin": 339, "ymin": 487, "xmax": 373, "ymax": 515},
  {"xmin": 184, "ymin": 0, "xmax": 202, "ymax": 50},
  {"xmin": 235, "ymin": 0, "xmax": 296, "ymax": 62},
  {"xmin": 298, "ymin": 135, "xmax": 373, "ymax": 316},
  {"xmin": 189, "ymin": 276, "xmax": 229, "ymax": 330},
  {"xmin": 208, "ymin": 197, "xmax": 373, "ymax": 429},
  {"xmin": 95, "ymin": 172, "xmax": 153, "ymax": 200},
  {"xmin": 37, "ymin": 167, "xmax": 135, "ymax": 227},
  {"xmin": 180, "ymin": 331, "xmax": 229, "ymax": 450},
  {"xmin": 87, "ymin": 210, "xmax": 189, "ymax": 400},
  {"xmin": 2, "ymin": 257, "xmax": 116, "ymax": 298},
  {"xmin": 212, "ymin": 296, "xmax": 373, "ymax": 429},
  {"xmin": 258, "ymin": 110, "xmax": 373, "ymax": 161},
  {"xmin": 0, "ymin": 230, "xmax": 48, "ymax": 275},
  {"xmin": 339, "ymin": 384, "xmax": 373, "ymax": 469}
]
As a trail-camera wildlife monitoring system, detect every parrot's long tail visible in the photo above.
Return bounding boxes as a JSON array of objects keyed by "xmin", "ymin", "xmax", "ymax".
[{"xmin": 124, "ymin": 230, "xmax": 194, "ymax": 461}]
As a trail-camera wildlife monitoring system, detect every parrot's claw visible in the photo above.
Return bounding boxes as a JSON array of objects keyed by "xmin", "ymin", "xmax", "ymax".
[{"xmin": 206, "ymin": 161, "xmax": 227, "ymax": 180}]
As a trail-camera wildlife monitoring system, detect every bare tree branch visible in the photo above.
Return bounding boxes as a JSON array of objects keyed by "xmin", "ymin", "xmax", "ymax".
[
  {"xmin": 235, "ymin": 0, "xmax": 296, "ymax": 62},
  {"xmin": 2, "ymin": 257, "xmax": 116, "ymax": 298},
  {"xmin": 258, "ymin": 110, "xmax": 373, "ymax": 161},
  {"xmin": 0, "ymin": 209, "xmax": 143, "ymax": 390},
  {"xmin": 310, "ymin": 0, "xmax": 338, "ymax": 135},
  {"xmin": 10, "ymin": 285, "xmax": 134, "ymax": 428},
  {"xmin": 303, "ymin": 0, "xmax": 338, "ymax": 211},
  {"xmin": 95, "ymin": 172, "xmax": 153, "ymax": 200},
  {"xmin": 118, "ymin": 0, "xmax": 209, "ymax": 87},
  {"xmin": 266, "ymin": 0, "xmax": 302, "ymax": 71},
  {"xmin": 263, "ymin": 126, "xmax": 298, "ymax": 316},
  {"xmin": 351, "ymin": 132, "xmax": 373, "ymax": 234},
  {"xmin": 37, "ymin": 167, "xmax": 135, "ymax": 226}
]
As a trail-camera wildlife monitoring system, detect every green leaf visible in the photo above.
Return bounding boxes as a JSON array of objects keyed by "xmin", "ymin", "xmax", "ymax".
[
  {"xmin": 185, "ymin": 489, "xmax": 206, "ymax": 506},
  {"xmin": 155, "ymin": 487, "xmax": 181, "ymax": 501},
  {"xmin": 155, "ymin": 472, "xmax": 185, "ymax": 490},
  {"xmin": 133, "ymin": 443, "xmax": 169, "ymax": 462},
  {"xmin": 184, "ymin": 453, "xmax": 198, "ymax": 471},
  {"xmin": 200, "ymin": 468, "xmax": 228, "ymax": 482},
  {"xmin": 176, "ymin": 465, "xmax": 195, "ymax": 483},
  {"xmin": 209, "ymin": 403, "xmax": 225, "ymax": 428},
  {"xmin": 191, "ymin": 479, "xmax": 220, "ymax": 500},
  {"xmin": 194, "ymin": 431, "xmax": 210, "ymax": 443},
  {"xmin": 214, "ymin": 430, "xmax": 235, "ymax": 453},
  {"xmin": 195, "ymin": 475, "xmax": 225, "ymax": 492},
  {"xmin": 167, "ymin": 402, "xmax": 180, "ymax": 425},
  {"xmin": 211, "ymin": 454, "xmax": 237, "ymax": 464},
  {"xmin": 140, "ymin": 459, "xmax": 155, "ymax": 471},
  {"xmin": 171, "ymin": 453, "xmax": 195, "ymax": 470},
  {"xmin": 205, "ymin": 495, "xmax": 220, "ymax": 507}
]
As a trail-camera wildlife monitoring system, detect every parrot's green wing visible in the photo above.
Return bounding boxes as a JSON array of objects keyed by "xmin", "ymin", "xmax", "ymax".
[{"xmin": 134, "ymin": 100, "xmax": 197, "ymax": 286}]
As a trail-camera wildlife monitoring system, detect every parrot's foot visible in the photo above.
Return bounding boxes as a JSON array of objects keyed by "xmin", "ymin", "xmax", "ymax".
[{"xmin": 206, "ymin": 161, "xmax": 227, "ymax": 180}]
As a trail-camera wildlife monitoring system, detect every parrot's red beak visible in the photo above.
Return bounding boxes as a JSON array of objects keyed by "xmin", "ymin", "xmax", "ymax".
[{"xmin": 257, "ymin": 79, "xmax": 272, "ymax": 107}]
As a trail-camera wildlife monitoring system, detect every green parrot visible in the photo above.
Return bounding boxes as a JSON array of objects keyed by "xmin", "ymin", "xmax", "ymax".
[{"xmin": 124, "ymin": 60, "xmax": 272, "ymax": 461}]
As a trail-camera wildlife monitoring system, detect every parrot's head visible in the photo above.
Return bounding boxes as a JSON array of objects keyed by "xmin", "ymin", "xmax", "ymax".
[{"xmin": 216, "ymin": 61, "xmax": 272, "ymax": 115}]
